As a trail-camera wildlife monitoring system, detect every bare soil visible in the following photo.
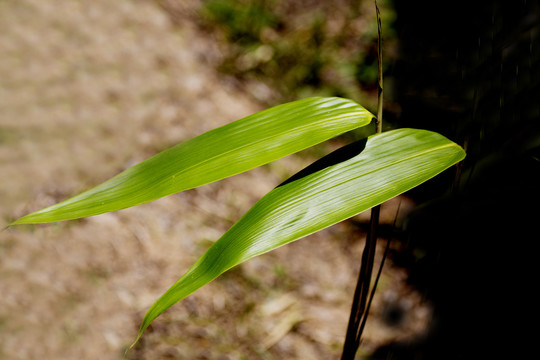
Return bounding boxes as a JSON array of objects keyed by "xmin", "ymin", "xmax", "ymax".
[{"xmin": 0, "ymin": 1, "xmax": 431, "ymax": 359}]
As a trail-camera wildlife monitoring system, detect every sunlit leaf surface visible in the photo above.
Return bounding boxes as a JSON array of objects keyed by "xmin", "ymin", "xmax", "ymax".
[
  {"xmin": 12, "ymin": 97, "xmax": 372, "ymax": 224},
  {"xmin": 135, "ymin": 128, "xmax": 465, "ymax": 343}
]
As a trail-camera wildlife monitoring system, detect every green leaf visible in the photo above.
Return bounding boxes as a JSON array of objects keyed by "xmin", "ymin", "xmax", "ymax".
[
  {"xmin": 12, "ymin": 97, "xmax": 372, "ymax": 225},
  {"xmin": 134, "ymin": 128, "xmax": 465, "ymax": 344}
]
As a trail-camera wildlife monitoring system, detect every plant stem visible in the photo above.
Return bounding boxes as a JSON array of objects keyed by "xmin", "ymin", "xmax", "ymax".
[
  {"xmin": 341, "ymin": 206, "xmax": 380, "ymax": 359},
  {"xmin": 375, "ymin": 0, "xmax": 383, "ymax": 134},
  {"xmin": 341, "ymin": 2, "xmax": 383, "ymax": 359}
]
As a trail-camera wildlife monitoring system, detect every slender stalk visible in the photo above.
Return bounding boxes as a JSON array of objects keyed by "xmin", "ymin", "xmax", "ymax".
[
  {"xmin": 341, "ymin": 207, "xmax": 380, "ymax": 360},
  {"xmin": 341, "ymin": 2, "xmax": 383, "ymax": 359},
  {"xmin": 357, "ymin": 201, "xmax": 400, "ymax": 343},
  {"xmin": 375, "ymin": 1, "xmax": 383, "ymax": 133}
]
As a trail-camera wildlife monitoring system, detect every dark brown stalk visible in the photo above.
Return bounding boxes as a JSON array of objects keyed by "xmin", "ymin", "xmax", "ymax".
[
  {"xmin": 340, "ymin": 2, "xmax": 383, "ymax": 359},
  {"xmin": 341, "ymin": 206, "xmax": 380, "ymax": 359},
  {"xmin": 374, "ymin": 1, "xmax": 383, "ymax": 134}
]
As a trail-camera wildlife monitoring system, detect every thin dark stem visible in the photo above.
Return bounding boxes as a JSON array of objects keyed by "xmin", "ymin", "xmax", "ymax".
[
  {"xmin": 355, "ymin": 207, "xmax": 382, "ymax": 344},
  {"xmin": 357, "ymin": 201, "xmax": 400, "ymax": 343},
  {"xmin": 341, "ymin": 2, "xmax": 383, "ymax": 359},
  {"xmin": 375, "ymin": 0, "xmax": 383, "ymax": 134},
  {"xmin": 341, "ymin": 207, "xmax": 379, "ymax": 359}
]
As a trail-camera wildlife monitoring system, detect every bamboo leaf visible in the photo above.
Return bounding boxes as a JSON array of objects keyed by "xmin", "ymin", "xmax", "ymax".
[
  {"xmin": 134, "ymin": 128, "xmax": 465, "ymax": 344},
  {"xmin": 12, "ymin": 97, "xmax": 372, "ymax": 224}
]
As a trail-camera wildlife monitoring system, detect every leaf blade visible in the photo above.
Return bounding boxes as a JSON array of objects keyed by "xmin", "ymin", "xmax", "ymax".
[
  {"xmin": 135, "ymin": 128, "xmax": 465, "ymax": 343},
  {"xmin": 12, "ymin": 97, "xmax": 372, "ymax": 224}
]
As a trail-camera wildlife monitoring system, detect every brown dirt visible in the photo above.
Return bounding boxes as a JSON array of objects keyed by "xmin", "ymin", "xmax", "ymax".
[{"xmin": 0, "ymin": 1, "xmax": 431, "ymax": 359}]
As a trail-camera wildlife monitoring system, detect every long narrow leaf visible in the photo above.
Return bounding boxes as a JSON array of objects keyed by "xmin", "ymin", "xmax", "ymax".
[
  {"xmin": 134, "ymin": 128, "xmax": 465, "ymax": 344},
  {"xmin": 12, "ymin": 97, "xmax": 372, "ymax": 224}
]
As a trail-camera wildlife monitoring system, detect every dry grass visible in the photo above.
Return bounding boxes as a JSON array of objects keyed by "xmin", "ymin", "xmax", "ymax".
[{"xmin": 1, "ymin": 1, "xmax": 430, "ymax": 359}]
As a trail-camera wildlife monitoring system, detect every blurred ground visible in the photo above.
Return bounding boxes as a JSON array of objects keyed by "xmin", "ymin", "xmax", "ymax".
[{"xmin": 0, "ymin": 1, "xmax": 431, "ymax": 359}]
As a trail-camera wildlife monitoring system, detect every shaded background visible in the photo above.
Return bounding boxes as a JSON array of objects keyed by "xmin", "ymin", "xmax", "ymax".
[
  {"xmin": 371, "ymin": 0, "xmax": 539, "ymax": 359},
  {"xmin": 1, "ymin": 0, "xmax": 538, "ymax": 359}
]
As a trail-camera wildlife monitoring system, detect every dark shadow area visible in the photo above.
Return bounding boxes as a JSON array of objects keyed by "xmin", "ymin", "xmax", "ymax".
[
  {"xmin": 369, "ymin": 0, "xmax": 540, "ymax": 359},
  {"xmin": 277, "ymin": 137, "xmax": 368, "ymax": 187}
]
